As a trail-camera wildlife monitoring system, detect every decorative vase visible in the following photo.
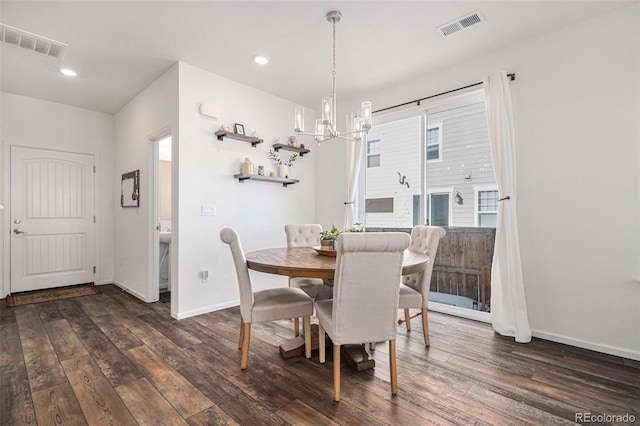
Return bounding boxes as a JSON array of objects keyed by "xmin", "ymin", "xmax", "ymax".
[
  {"xmin": 277, "ymin": 165, "xmax": 290, "ymax": 178},
  {"xmin": 321, "ymin": 239, "xmax": 335, "ymax": 250},
  {"xmin": 241, "ymin": 157, "xmax": 254, "ymax": 175}
]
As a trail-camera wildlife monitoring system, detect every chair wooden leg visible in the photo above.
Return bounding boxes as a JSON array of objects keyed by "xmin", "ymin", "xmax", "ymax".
[
  {"xmin": 294, "ymin": 317, "xmax": 300, "ymax": 337},
  {"xmin": 303, "ymin": 316, "xmax": 311, "ymax": 359},
  {"xmin": 318, "ymin": 323, "xmax": 326, "ymax": 363},
  {"xmin": 240, "ymin": 323, "xmax": 251, "ymax": 370},
  {"xmin": 238, "ymin": 317, "xmax": 244, "ymax": 349},
  {"xmin": 421, "ymin": 308, "xmax": 430, "ymax": 346},
  {"xmin": 404, "ymin": 308, "xmax": 411, "ymax": 331},
  {"xmin": 389, "ymin": 339, "xmax": 398, "ymax": 395},
  {"xmin": 333, "ymin": 344, "xmax": 341, "ymax": 402}
]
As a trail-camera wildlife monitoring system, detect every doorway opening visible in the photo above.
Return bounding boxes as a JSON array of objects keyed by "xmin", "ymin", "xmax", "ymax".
[{"xmin": 157, "ymin": 135, "xmax": 172, "ymax": 302}]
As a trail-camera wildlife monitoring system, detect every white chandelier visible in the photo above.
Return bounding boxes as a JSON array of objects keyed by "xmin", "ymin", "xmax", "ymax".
[{"xmin": 294, "ymin": 11, "xmax": 372, "ymax": 143}]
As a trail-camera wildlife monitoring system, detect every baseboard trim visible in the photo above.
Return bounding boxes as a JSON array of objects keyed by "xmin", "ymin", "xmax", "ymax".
[
  {"xmin": 173, "ymin": 299, "xmax": 239, "ymax": 320},
  {"xmin": 111, "ymin": 280, "xmax": 149, "ymax": 302},
  {"xmin": 531, "ymin": 329, "xmax": 640, "ymax": 361},
  {"xmin": 428, "ymin": 301, "xmax": 639, "ymax": 361}
]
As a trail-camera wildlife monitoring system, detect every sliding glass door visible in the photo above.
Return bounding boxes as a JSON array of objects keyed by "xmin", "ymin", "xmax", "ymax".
[{"xmin": 361, "ymin": 89, "xmax": 497, "ymax": 319}]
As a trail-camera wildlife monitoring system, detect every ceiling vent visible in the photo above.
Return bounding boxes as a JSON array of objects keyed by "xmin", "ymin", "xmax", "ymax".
[
  {"xmin": 436, "ymin": 10, "xmax": 485, "ymax": 37},
  {"xmin": 0, "ymin": 23, "xmax": 67, "ymax": 59}
]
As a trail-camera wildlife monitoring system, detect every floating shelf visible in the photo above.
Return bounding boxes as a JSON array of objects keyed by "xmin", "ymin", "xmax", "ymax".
[
  {"xmin": 215, "ymin": 130, "xmax": 263, "ymax": 147},
  {"xmin": 234, "ymin": 174, "xmax": 299, "ymax": 187},
  {"xmin": 272, "ymin": 143, "xmax": 311, "ymax": 157}
]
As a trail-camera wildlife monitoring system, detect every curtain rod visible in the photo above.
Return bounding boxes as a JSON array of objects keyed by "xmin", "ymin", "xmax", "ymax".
[{"xmin": 373, "ymin": 73, "xmax": 515, "ymax": 114}]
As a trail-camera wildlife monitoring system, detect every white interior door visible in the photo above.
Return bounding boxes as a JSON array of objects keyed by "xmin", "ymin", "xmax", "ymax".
[{"xmin": 10, "ymin": 146, "xmax": 95, "ymax": 293}]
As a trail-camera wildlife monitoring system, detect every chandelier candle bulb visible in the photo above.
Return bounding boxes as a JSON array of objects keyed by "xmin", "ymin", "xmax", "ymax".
[
  {"xmin": 295, "ymin": 107, "xmax": 304, "ymax": 132},
  {"xmin": 315, "ymin": 118, "xmax": 324, "ymax": 141},
  {"xmin": 354, "ymin": 116, "xmax": 363, "ymax": 132},
  {"xmin": 322, "ymin": 97, "xmax": 332, "ymax": 124},
  {"xmin": 361, "ymin": 101, "xmax": 372, "ymax": 129}
]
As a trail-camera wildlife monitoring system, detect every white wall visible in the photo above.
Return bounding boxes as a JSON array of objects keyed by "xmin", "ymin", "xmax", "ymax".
[
  {"xmin": 337, "ymin": 5, "xmax": 640, "ymax": 359},
  {"xmin": 1, "ymin": 92, "xmax": 115, "ymax": 296},
  {"xmin": 175, "ymin": 62, "xmax": 317, "ymax": 318},
  {"xmin": 113, "ymin": 63, "xmax": 178, "ymax": 303}
]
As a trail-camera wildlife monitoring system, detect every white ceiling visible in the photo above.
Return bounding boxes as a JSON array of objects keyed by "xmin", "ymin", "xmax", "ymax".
[{"xmin": 1, "ymin": 1, "xmax": 634, "ymax": 114}]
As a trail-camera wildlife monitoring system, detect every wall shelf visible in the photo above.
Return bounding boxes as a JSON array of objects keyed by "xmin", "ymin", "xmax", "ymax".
[
  {"xmin": 272, "ymin": 143, "xmax": 310, "ymax": 157},
  {"xmin": 234, "ymin": 174, "xmax": 299, "ymax": 187},
  {"xmin": 215, "ymin": 130, "xmax": 263, "ymax": 147}
]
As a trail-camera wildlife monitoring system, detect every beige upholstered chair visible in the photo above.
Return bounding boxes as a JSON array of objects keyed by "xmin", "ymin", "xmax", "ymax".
[
  {"xmin": 315, "ymin": 232, "xmax": 410, "ymax": 402},
  {"xmin": 398, "ymin": 225, "xmax": 446, "ymax": 346},
  {"xmin": 220, "ymin": 227, "xmax": 313, "ymax": 369},
  {"xmin": 285, "ymin": 224, "xmax": 333, "ymax": 335}
]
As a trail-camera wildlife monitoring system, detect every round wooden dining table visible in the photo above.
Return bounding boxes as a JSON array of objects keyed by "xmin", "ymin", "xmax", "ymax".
[
  {"xmin": 245, "ymin": 246, "xmax": 429, "ymax": 280},
  {"xmin": 245, "ymin": 246, "xmax": 430, "ymax": 370}
]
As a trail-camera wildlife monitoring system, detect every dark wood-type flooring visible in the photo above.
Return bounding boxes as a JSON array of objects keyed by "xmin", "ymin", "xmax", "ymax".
[{"xmin": 1, "ymin": 284, "xmax": 638, "ymax": 425}]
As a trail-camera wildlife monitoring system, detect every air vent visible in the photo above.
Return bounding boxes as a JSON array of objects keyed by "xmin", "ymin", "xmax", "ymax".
[
  {"xmin": 436, "ymin": 10, "xmax": 485, "ymax": 37},
  {"xmin": 0, "ymin": 23, "xmax": 67, "ymax": 58}
]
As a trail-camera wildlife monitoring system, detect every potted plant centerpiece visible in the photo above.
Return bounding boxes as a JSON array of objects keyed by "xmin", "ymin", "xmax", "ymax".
[
  {"xmin": 268, "ymin": 149, "xmax": 297, "ymax": 178},
  {"xmin": 320, "ymin": 223, "xmax": 364, "ymax": 250},
  {"xmin": 320, "ymin": 225, "xmax": 342, "ymax": 250}
]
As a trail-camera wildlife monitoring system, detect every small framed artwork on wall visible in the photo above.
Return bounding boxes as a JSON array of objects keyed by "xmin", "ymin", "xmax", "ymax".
[{"xmin": 234, "ymin": 123, "xmax": 245, "ymax": 135}]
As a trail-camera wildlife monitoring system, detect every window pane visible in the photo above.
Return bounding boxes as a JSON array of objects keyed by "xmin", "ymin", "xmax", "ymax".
[
  {"xmin": 478, "ymin": 190, "xmax": 498, "ymax": 212},
  {"xmin": 426, "ymin": 127, "xmax": 440, "ymax": 161},
  {"xmin": 365, "ymin": 198, "xmax": 393, "ymax": 213},
  {"xmin": 430, "ymin": 193, "xmax": 449, "ymax": 226},
  {"xmin": 367, "ymin": 154, "xmax": 380, "ymax": 168},
  {"xmin": 479, "ymin": 213, "xmax": 497, "ymax": 227},
  {"xmin": 426, "ymin": 144, "xmax": 439, "ymax": 161}
]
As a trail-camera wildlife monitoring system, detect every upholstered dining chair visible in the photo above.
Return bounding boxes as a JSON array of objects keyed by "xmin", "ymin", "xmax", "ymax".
[
  {"xmin": 220, "ymin": 227, "xmax": 313, "ymax": 369},
  {"xmin": 284, "ymin": 224, "xmax": 333, "ymax": 335},
  {"xmin": 398, "ymin": 225, "xmax": 446, "ymax": 346},
  {"xmin": 315, "ymin": 232, "xmax": 410, "ymax": 402}
]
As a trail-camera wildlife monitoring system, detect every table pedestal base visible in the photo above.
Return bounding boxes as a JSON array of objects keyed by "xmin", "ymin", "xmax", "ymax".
[
  {"xmin": 342, "ymin": 344, "xmax": 375, "ymax": 371},
  {"xmin": 279, "ymin": 325, "xmax": 375, "ymax": 371}
]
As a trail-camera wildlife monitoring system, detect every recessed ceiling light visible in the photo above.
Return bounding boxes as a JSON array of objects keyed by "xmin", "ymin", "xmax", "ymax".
[
  {"xmin": 253, "ymin": 55, "xmax": 269, "ymax": 65},
  {"xmin": 59, "ymin": 68, "xmax": 77, "ymax": 77}
]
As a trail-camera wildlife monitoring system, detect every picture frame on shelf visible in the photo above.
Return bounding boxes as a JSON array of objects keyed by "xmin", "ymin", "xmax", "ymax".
[
  {"xmin": 234, "ymin": 123, "xmax": 245, "ymax": 135},
  {"xmin": 288, "ymin": 136, "xmax": 298, "ymax": 147}
]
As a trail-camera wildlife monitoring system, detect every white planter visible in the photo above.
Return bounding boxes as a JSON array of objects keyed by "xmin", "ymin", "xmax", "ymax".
[{"xmin": 277, "ymin": 165, "xmax": 290, "ymax": 178}]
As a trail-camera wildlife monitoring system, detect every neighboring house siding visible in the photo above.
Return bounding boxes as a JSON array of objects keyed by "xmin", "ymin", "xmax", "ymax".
[
  {"xmin": 427, "ymin": 101, "xmax": 496, "ymax": 227},
  {"xmin": 365, "ymin": 116, "xmax": 420, "ymax": 228}
]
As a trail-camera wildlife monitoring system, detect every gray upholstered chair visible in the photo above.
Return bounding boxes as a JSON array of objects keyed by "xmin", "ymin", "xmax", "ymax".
[
  {"xmin": 398, "ymin": 225, "xmax": 446, "ymax": 346},
  {"xmin": 220, "ymin": 227, "xmax": 313, "ymax": 369},
  {"xmin": 285, "ymin": 224, "xmax": 333, "ymax": 335},
  {"xmin": 315, "ymin": 232, "xmax": 410, "ymax": 402}
]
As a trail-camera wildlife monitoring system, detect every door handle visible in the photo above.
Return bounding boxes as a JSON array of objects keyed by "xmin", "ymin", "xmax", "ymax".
[{"xmin": 13, "ymin": 228, "xmax": 28, "ymax": 235}]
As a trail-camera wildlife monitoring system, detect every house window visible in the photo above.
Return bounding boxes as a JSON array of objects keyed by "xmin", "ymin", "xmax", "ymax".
[
  {"xmin": 477, "ymin": 189, "xmax": 499, "ymax": 227},
  {"xmin": 426, "ymin": 125, "xmax": 442, "ymax": 162},
  {"xmin": 365, "ymin": 197, "xmax": 394, "ymax": 213},
  {"xmin": 367, "ymin": 139, "xmax": 380, "ymax": 168}
]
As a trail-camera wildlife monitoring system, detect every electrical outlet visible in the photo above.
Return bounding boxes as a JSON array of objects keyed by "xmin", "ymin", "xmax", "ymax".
[{"xmin": 201, "ymin": 270, "xmax": 209, "ymax": 283}]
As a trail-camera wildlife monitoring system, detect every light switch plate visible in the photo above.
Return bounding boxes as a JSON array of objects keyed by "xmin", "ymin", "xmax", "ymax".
[{"xmin": 201, "ymin": 204, "xmax": 216, "ymax": 216}]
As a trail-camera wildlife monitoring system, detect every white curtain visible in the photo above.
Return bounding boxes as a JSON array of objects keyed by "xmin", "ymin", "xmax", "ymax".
[
  {"xmin": 343, "ymin": 138, "xmax": 362, "ymax": 229},
  {"xmin": 483, "ymin": 71, "xmax": 532, "ymax": 343}
]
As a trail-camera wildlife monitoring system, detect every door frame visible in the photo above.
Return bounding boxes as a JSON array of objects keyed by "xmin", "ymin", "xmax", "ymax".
[
  {"xmin": 2, "ymin": 141, "xmax": 97, "ymax": 298},
  {"xmin": 147, "ymin": 126, "xmax": 173, "ymax": 311}
]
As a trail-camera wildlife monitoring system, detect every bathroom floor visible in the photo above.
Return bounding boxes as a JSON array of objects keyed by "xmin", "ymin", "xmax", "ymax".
[{"xmin": 159, "ymin": 291, "xmax": 171, "ymax": 303}]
